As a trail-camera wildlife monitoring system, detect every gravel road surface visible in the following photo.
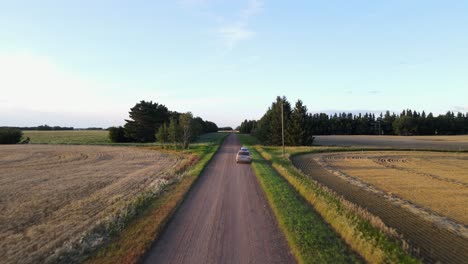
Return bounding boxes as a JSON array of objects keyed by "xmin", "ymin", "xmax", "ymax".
[{"xmin": 144, "ymin": 134, "xmax": 295, "ymax": 264}]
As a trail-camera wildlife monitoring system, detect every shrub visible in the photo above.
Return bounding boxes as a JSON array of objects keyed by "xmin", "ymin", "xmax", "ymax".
[
  {"xmin": 0, "ymin": 128, "xmax": 23, "ymax": 144},
  {"xmin": 108, "ymin": 126, "xmax": 128, "ymax": 143}
]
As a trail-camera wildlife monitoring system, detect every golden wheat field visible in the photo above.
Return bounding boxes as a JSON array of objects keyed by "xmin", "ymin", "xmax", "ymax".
[
  {"xmin": 0, "ymin": 145, "xmax": 184, "ymax": 264},
  {"xmin": 314, "ymin": 151, "xmax": 468, "ymax": 225}
]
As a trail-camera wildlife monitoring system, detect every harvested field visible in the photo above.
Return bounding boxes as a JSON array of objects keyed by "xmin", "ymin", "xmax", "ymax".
[
  {"xmin": 314, "ymin": 135, "xmax": 468, "ymax": 150},
  {"xmin": 293, "ymin": 151, "xmax": 468, "ymax": 264},
  {"xmin": 317, "ymin": 151, "xmax": 468, "ymax": 224},
  {"xmin": 0, "ymin": 145, "xmax": 183, "ymax": 264}
]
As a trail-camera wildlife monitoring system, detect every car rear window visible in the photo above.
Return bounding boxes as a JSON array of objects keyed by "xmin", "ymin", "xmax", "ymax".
[{"xmin": 239, "ymin": 151, "xmax": 250, "ymax": 156}]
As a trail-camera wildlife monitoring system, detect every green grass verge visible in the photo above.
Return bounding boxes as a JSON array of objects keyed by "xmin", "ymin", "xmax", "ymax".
[
  {"xmin": 84, "ymin": 133, "xmax": 228, "ymax": 264},
  {"xmin": 23, "ymin": 130, "xmax": 111, "ymax": 144},
  {"xmin": 238, "ymin": 134, "xmax": 420, "ymax": 264},
  {"xmin": 239, "ymin": 135, "xmax": 360, "ymax": 264}
]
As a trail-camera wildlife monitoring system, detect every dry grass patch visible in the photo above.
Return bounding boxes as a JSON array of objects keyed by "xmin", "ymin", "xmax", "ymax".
[{"xmin": 0, "ymin": 145, "xmax": 184, "ymax": 264}]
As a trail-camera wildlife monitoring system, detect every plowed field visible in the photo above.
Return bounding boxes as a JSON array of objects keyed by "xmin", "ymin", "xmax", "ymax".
[
  {"xmin": 293, "ymin": 151, "xmax": 468, "ymax": 264},
  {"xmin": 0, "ymin": 145, "xmax": 183, "ymax": 264}
]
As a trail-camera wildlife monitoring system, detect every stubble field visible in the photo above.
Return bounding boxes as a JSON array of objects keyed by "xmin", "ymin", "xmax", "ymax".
[
  {"xmin": 313, "ymin": 151, "xmax": 468, "ymax": 224},
  {"xmin": 0, "ymin": 145, "xmax": 183, "ymax": 264},
  {"xmin": 293, "ymin": 150, "xmax": 468, "ymax": 263}
]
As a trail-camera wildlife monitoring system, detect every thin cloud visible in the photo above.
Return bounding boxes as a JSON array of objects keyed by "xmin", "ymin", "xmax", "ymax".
[
  {"xmin": 452, "ymin": 106, "xmax": 468, "ymax": 113},
  {"xmin": 218, "ymin": 0, "xmax": 263, "ymax": 49},
  {"xmin": 218, "ymin": 26, "xmax": 255, "ymax": 49},
  {"xmin": 368, "ymin": 90, "xmax": 381, "ymax": 94},
  {"xmin": 240, "ymin": 0, "xmax": 263, "ymax": 20},
  {"xmin": 311, "ymin": 109, "xmax": 390, "ymax": 116},
  {"xmin": 178, "ymin": 0, "xmax": 211, "ymax": 7}
]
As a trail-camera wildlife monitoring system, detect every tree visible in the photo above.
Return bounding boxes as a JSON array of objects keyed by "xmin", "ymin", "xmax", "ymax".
[
  {"xmin": 124, "ymin": 100, "xmax": 169, "ymax": 142},
  {"xmin": 179, "ymin": 112, "xmax": 193, "ymax": 149},
  {"xmin": 254, "ymin": 96, "xmax": 293, "ymax": 146},
  {"xmin": 287, "ymin": 100, "xmax": 307, "ymax": 145},
  {"xmin": 0, "ymin": 128, "xmax": 23, "ymax": 144},
  {"xmin": 258, "ymin": 96, "xmax": 291, "ymax": 145},
  {"xmin": 167, "ymin": 118, "xmax": 180, "ymax": 149},
  {"xmin": 393, "ymin": 115, "xmax": 418, "ymax": 135},
  {"xmin": 255, "ymin": 111, "xmax": 272, "ymax": 144},
  {"xmin": 191, "ymin": 117, "xmax": 205, "ymax": 140},
  {"xmin": 156, "ymin": 123, "xmax": 169, "ymax": 148},
  {"xmin": 273, "ymin": 96, "xmax": 292, "ymax": 145},
  {"xmin": 239, "ymin": 120, "xmax": 257, "ymax": 134},
  {"xmin": 108, "ymin": 126, "xmax": 128, "ymax": 142},
  {"xmin": 204, "ymin": 121, "xmax": 218, "ymax": 133}
]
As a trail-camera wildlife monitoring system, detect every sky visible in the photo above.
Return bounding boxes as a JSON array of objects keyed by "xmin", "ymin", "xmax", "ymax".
[{"xmin": 1, "ymin": 0, "xmax": 467, "ymax": 128}]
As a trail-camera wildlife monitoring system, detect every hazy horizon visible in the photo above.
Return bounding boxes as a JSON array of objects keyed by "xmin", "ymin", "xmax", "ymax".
[{"xmin": 1, "ymin": 1, "xmax": 467, "ymax": 128}]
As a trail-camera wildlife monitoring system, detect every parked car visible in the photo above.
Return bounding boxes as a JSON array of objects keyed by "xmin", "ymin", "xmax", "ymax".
[
  {"xmin": 236, "ymin": 150, "xmax": 252, "ymax": 163},
  {"xmin": 240, "ymin": 146, "xmax": 249, "ymax": 151}
]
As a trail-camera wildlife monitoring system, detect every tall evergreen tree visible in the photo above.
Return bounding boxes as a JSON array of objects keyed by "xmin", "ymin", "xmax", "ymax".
[
  {"xmin": 270, "ymin": 96, "xmax": 292, "ymax": 145},
  {"xmin": 124, "ymin": 100, "xmax": 169, "ymax": 142},
  {"xmin": 288, "ymin": 100, "xmax": 307, "ymax": 145}
]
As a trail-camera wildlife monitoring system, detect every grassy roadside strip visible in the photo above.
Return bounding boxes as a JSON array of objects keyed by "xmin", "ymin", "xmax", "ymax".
[
  {"xmin": 84, "ymin": 133, "xmax": 228, "ymax": 264},
  {"xmin": 238, "ymin": 135, "xmax": 420, "ymax": 263},
  {"xmin": 239, "ymin": 135, "xmax": 361, "ymax": 264}
]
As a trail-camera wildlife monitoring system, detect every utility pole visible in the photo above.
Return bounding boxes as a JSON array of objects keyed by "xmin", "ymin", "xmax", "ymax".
[{"xmin": 282, "ymin": 100, "xmax": 285, "ymax": 158}]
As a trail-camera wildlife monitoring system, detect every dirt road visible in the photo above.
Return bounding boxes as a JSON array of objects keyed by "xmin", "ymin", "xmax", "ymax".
[{"xmin": 144, "ymin": 134, "xmax": 295, "ymax": 264}]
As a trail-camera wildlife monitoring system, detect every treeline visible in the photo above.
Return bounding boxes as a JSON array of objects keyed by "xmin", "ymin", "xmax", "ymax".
[
  {"xmin": 306, "ymin": 110, "xmax": 468, "ymax": 136},
  {"xmin": 109, "ymin": 100, "xmax": 218, "ymax": 148},
  {"xmin": 240, "ymin": 96, "xmax": 315, "ymax": 146},
  {"xmin": 239, "ymin": 96, "xmax": 468, "ymax": 146},
  {"xmin": 3, "ymin": 125, "xmax": 106, "ymax": 130},
  {"xmin": 6, "ymin": 125, "xmax": 74, "ymax": 131}
]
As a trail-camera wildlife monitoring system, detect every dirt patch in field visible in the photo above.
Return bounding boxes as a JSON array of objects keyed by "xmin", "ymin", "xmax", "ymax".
[
  {"xmin": 314, "ymin": 135, "xmax": 468, "ymax": 150},
  {"xmin": 293, "ymin": 152, "xmax": 468, "ymax": 264},
  {"xmin": 0, "ymin": 145, "xmax": 183, "ymax": 264}
]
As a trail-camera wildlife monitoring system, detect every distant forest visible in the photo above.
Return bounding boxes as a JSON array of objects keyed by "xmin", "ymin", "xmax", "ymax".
[
  {"xmin": 7, "ymin": 125, "xmax": 75, "ymax": 131},
  {"xmin": 239, "ymin": 96, "xmax": 468, "ymax": 146},
  {"xmin": 3, "ymin": 125, "xmax": 107, "ymax": 131}
]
